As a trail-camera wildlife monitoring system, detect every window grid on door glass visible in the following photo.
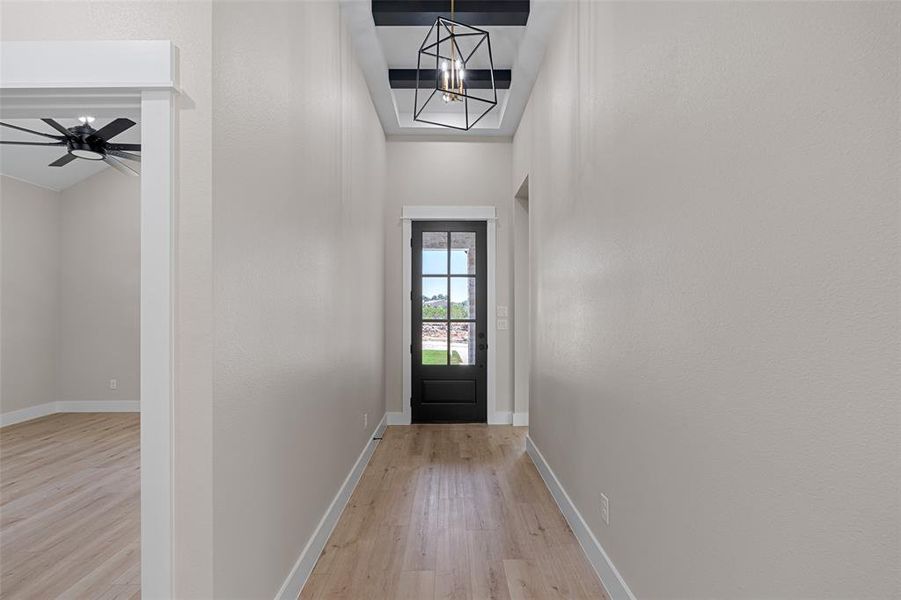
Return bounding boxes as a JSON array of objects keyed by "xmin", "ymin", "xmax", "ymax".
[{"xmin": 421, "ymin": 231, "xmax": 477, "ymax": 366}]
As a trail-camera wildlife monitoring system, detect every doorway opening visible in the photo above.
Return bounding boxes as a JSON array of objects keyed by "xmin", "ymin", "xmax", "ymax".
[
  {"xmin": 0, "ymin": 41, "xmax": 176, "ymax": 597},
  {"xmin": 412, "ymin": 221, "xmax": 488, "ymax": 422},
  {"xmin": 400, "ymin": 205, "xmax": 498, "ymax": 425},
  {"xmin": 513, "ymin": 176, "xmax": 530, "ymax": 426}
]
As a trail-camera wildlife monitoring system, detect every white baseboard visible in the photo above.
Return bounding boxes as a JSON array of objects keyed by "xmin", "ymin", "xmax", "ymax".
[
  {"xmin": 0, "ymin": 402, "xmax": 58, "ymax": 427},
  {"xmin": 59, "ymin": 400, "xmax": 140, "ymax": 413},
  {"xmin": 525, "ymin": 436, "xmax": 636, "ymax": 600},
  {"xmin": 386, "ymin": 411, "xmax": 407, "ymax": 425},
  {"xmin": 0, "ymin": 400, "xmax": 140, "ymax": 427},
  {"xmin": 490, "ymin": 410, "xmax": 512, "ymax": 425},
  {"xmin": 275, "ymin": 413, "xmax": 388, "ymax": 600},
  {"xmin": 513, "ymin": 412, "xmax": 529, "ymax": 426},
  {"xmin": 373, "ymin": 415, "xmax": 388, "ymax": 438}
]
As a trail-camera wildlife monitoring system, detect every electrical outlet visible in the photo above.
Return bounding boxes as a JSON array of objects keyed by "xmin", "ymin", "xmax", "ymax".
[
  {"xmin": 109, "ymin": 378, "xmax": 118, "ymax": 390},
  {"xmin": 497, "ymin": 305, "xmax": 509, "ymax": 318},
  {"xmin": 600, "ymin": 493, "xmax": 609, "ymax": 525},
  {"xmin": 363, "ymin": 413, "xmax": 368, "ymax": 429},
  {"xmin": 497, "ymin": 318, "xmax": 509, "ymax": 330}
]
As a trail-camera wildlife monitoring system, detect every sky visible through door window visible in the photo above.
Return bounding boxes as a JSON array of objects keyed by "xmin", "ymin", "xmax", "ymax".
[
  {"xmin": 421, "ymin": 245, "xmax": 475, "ymax": 365},
  {"xmin": 423, "ymin": 249, "xmax": 470, "ymax": 274}
]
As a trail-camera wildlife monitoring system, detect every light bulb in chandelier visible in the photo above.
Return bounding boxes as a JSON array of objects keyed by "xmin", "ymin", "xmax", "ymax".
[{"xmin": 440, "ymin": 60, "xmax": 465, "ymax": 103}]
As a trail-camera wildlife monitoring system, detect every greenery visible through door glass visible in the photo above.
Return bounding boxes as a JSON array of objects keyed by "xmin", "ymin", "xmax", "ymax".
[
  {"xmin": 450, "ymin": 277, "xmax": 475, "ymax": 319},
  {"xmin": 422, "ymin": 278, "xmax": 474, "ymax": 320},
  {"xmin": 422, "ymin": 277, "xmax": 448, "ymax": 319},
  {"xmin": 422, "ymin": 349, "xmax": 462, "ymax": 365},
  {"xmin": 421, "ymin": 322, "xmax": 452, "ymax": 365}
]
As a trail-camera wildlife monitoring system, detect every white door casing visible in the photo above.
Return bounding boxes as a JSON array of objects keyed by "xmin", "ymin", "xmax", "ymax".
[{"xmin": 400, "ymin": 206, "xmax": 501, "ymax": 425}]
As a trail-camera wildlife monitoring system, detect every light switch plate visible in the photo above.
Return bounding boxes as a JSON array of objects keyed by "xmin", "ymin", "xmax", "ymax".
[
  {"xmin": 497, "ymin": 319, "xmax": 509, "ymax": 330},
  {"xmin": 497, "ymin": 305, "xmax": 508, "ymax": 318}
]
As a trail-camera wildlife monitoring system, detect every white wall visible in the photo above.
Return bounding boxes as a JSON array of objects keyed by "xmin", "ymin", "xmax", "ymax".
[
  {"xmin": 58, "ymin": 168, "xmax": 140, "ymax": 403},
  {"xmin": 514, "ymin": 2, "xmax": 901, "ymax": 598},
  {"xmin": 0, "ymin": 176, "xmax": 60, "ymax": 415},
  {"xmin": 1, "ymin": 170, "xmax": 140, "ymax": 416},
  {"xmin": 512, "ymin": 180, "xmax": 529, "ymax": 422},
  {"xmin": 211, "ymin": 2, "xmax": 386, "ymax": 597},
  {"xmin": 385, "ymin": 141, "xmax": 514, "ymax": 419}
]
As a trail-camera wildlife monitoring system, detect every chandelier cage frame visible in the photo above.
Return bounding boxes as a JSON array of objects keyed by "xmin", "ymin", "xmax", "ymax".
[{"xmin": 413, "ymin": 17, "xmax": 498, "ymax": 131}]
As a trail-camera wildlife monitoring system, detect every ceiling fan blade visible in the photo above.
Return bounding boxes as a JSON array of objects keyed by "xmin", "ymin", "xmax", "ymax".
[
  {"xmin": 93, "ymin": 118, "xmax": 136, "ymax": 141},
  {"xmin": 48, "ymin": 153, "xmax": 77, "ymax": 167},
  {"xmin": 107, "ymin": 143, "xmax": 141, "ymax": 152},
  {"xmin": 41, "ymin": 118, "xmax": 73, "ymax": 137},
  {"xmin": 1, "ymin": 121, "xmax": 65, "ymax": 140},
  {"xmin": 104, "ymin": 155, "xmax": 139, "ymax": 176},
  {"xmin": 0, "ymin": 140, "xmax": 66, "ymax": 146},
  {"xmin": 106, "ymin": 149, "xmax": 141, "ymax": 163}
]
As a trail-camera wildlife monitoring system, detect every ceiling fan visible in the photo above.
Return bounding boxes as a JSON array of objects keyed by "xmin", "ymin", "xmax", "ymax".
[{"xmin": 0, "ymin": 116, "xmax": 141, "ymax": 176}]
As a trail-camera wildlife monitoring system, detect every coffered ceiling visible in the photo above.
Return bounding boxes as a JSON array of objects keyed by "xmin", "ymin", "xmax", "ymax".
[{"xmin": 342, "ymin": 0, "xmax": 561, "ymax": 138}]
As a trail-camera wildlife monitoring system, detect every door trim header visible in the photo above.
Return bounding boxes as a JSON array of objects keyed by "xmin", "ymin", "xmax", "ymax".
[{"xmin": 402, "ymin": 205, "xmax": 496, "ymax": 221}]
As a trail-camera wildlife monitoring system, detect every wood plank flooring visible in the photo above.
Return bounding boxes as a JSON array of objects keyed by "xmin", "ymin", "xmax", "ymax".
[
  {"xmin": 0, "ymin": 413, "xmax": 140, "ymax": 599},
  {"xmin": 300, "ymin": 425, "xmax": 607, "ymax": 600}
]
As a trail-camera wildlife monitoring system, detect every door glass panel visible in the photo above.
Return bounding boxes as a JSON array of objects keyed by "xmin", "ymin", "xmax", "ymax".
[
  {"xmin": 422, "ymin": 322, "xmax": 449, "ymax": 365},
  {"xmin": 450, "ymin": 277, "xmax": 476, "ymax": 319},
  {"xmin": 450, "ymin": 232, "xmax": 476, "ymax": 274},
  {"xmin": 422, "ymin": 277, "xmax": 448, "ymax": 319},
  {"xmin": 450, "ymin": 323, "xmax": 476, "ymax": 365},
  {"xmin": 422, "ymin": 232, "xmax": 448, "ymax": 274}
]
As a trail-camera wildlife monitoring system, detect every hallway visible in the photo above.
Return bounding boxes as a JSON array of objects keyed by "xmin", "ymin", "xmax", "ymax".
[
  {"xmin": 1, "ymin": 2, "xmax": 898, "ymax": 598},
  {"xmin": 300, "ymin": 426, "xmax": 607, "ymax": 599}
]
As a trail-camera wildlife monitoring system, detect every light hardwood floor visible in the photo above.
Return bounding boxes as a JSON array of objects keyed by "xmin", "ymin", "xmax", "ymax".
[
  {"xmin": 300, "ymin": 425, "xmax": 607, "ymax": 600},
  {"xmin": 0, "ymin": 413, "xmax": 140, "ymax": 599}
]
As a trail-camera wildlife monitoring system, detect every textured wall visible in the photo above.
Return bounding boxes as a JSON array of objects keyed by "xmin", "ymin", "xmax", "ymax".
[
  {"xmin": 514, "ymin": 2, "xmax": 901, "ymax": 597},
  {"xmin": 384, "ymin": 141, "xmax": 514, "ymax": 418},
  {"xmin": 0, "ymin": 176, "xmax": 60, "ymax": 414},
  {"xmin": 57, "ymin": 169, "xmax": 140, "ymax": 404},
  {"xmin": 211, "ymin": 2, "xmax": 386, "ymax": 597},
  {"xmin": 1, "ymin": 170, "xmax": 141, "ymax": 412}
]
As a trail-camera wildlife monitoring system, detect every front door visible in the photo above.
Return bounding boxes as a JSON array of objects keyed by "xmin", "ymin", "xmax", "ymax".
[{"xmin": 412, "ymin": 221, "xmax": 487, "ymax": 422}]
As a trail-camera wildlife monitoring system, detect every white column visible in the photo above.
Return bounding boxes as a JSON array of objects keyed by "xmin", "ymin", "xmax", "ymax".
[{"xmin": 140, "ymin": 88, "xmax": 175, "ymax": 599}]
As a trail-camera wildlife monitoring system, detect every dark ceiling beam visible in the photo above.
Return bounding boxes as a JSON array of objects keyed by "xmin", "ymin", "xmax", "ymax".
[
  {"xmin": 372, "ymin": 1, "xmax": 530, "ymax": 27},
  {"xmin": 389, "ymin": 68, "xmax": 511, "ymax": 90}
]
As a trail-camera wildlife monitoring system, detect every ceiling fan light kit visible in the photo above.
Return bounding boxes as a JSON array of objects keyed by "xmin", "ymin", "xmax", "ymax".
[
  {"xmin": 0, "ymin": 117, "xmax": 141, "ymax": 176},
  {"xmin": 69, "ymin": 142, "xmax": 106, "ymax": 161},
  {"xmin": 413, "ymin": 7, "xmax": 498, "ymax": 131}
]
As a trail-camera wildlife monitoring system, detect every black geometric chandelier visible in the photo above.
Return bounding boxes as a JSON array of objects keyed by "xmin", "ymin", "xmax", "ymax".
[{"xmin": 413, "ymin": 0, "xmax": 497, "ymax": 131}]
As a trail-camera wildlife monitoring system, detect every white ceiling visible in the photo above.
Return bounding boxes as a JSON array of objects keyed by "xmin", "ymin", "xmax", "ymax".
[
  {"xmin": 342, "ymin": 0, "xmax": 562, "ymax": 138},
  {"xmin": 0, "ymin": 117, "xmax": 140, "ymax": 191}
]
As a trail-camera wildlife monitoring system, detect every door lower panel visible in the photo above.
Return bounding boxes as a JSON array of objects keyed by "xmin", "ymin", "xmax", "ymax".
[{"xmin": 421, "ymin": 380, "xmax": 477, "ymax": 404}]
